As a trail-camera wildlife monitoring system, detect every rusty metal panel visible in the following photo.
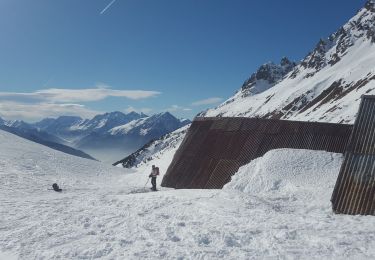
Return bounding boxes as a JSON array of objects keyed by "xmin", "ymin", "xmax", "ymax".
[
  {"xmin": 332, "ymin": 96, "xmax": 375, "ymax": 215},
  {"xmin": 205, "ymin": 160, "xmax": 241, "ymax": 189},
  {"xmin": 225, "ymin": 118, "xmax": 243, "ymax": 132},
  {"xmin": 162, "ymin": 116, "xmax": 353, "ymax": 189},
  {"xmin": 210, "ymin": 118, "xmax": 229, "ymax": 130}
]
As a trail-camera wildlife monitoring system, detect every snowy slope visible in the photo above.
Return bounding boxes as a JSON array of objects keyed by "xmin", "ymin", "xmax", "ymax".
[
  {"xmin": 203, "ymin": 1, "xmax": 375, "ymax": 124},
  {"xmin": 113, "ymin": 124, "xmax": 190, "ymax": 168},
  {"xmin": 2, "ymin": 131, "xmax": 375, "ymax": 259}
]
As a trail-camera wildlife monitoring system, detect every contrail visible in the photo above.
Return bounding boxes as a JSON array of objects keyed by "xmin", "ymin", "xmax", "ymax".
[{"xmin": 100, "ymin": 0, "xmax": 117, "ymax": 15}]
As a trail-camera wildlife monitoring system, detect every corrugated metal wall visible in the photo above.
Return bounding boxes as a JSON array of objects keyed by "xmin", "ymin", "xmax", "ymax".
[
  {"xmin": 331, "ymin": 96, "xmax": 375, "ymax": 215},
  {"xmin": 162, "ymin": 117, "xmax": 353, "ymax": 189}
]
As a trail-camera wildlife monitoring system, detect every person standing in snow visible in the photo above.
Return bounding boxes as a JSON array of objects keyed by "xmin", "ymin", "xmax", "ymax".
[{"xmin": 149, "ymin": 165, "xmax": 159, "ymax": 191}]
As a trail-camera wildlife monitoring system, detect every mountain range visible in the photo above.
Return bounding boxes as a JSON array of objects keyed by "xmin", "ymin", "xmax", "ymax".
[{"xmin": 0, "ymin": 111, "xmax": 190, "ymax": 163}]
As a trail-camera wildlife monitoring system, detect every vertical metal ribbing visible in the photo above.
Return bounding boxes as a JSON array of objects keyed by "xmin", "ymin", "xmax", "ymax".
[
  {"xmin": 356, "ymin": 156, "xmax": 373, "ymax": 215},
  {"xmin": 352, "ymin": 99, "xmax": 371, "ymax": 153},
  {"xmin": 331, "ymin": 151, "xmax": 350, "ymax": 208},
  {"xmin": 332, "ymin": 97, "xmax": 367, "ymax": 211},
  {"xmin": 336, "ymin": 154, "xmax": 359, "ymax": 213},
  {"xmin": 346, "ymin": 100, "xmax": 375, "ymax": 213},
  {"xmin": 335, "ymin": 152, "xmax": 359, "ymax": 212},
  {"xmin": 348, "ymin": 155, "xmax": 368, "ymax": 214},
  {"xmin": 363, "ymin": 174, "xmax": 375, "ymax": 214},
  {"xmin": 354, "ymin": 101, "xmax": 375, "ymax": 214},
  {"xmin": 331, "ymin": 96, "xmax": 375, "ymax": 215},
  {"xmin": 350, "ymin": 99, "xmax": 375, "ymax": 214},
  {"xmin": 363, "ymin": 157, "xmax": 375, "ymax": 214},
  {"xmin": 369, "ymin": 168, "xmax": 375, "ymax": 214},
  {"xmin": 358, "ymin": 101, "xmax": 375, "ymax": 214},
  {"xmin": 356, "ymin": 100, "xmax": 374, "ymax": 154}
]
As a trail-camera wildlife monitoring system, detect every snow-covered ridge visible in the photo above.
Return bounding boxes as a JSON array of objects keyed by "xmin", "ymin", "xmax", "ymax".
[
  {"xmin": 110, "ymin": 118, "xmax": 147, "ymax": 135},
  {"xmin": 114, "ymin": 124, "xmax": 190, "ymax": 168},
  {"xmin": 109, "ymin": 112, "xmax": 189, "ymax": 137},
  {"xmin": 202, "ymin": 1, "xmax": 375, "ymax": 123},
  {"xmin": 241, "ymin": 57, "xmax": 296, "ymax": 96}
]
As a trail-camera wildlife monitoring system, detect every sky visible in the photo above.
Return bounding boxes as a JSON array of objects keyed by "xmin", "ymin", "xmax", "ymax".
[{"xmin": 0, "ymin": 0, "xmax": 366, "ymax": 122}]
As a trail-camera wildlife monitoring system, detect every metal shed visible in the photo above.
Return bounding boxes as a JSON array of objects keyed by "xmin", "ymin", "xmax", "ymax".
[
  {"xmin": 161, "ymin": 117, "xmax": 353, "ymax": 189},
  {"xmin": 331, "ymin": 95, "xmax": 375, "ymax": 215}
]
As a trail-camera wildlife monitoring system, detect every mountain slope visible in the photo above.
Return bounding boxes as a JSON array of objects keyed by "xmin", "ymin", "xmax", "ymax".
[
  {"xmin": 69, "ymin": 111, "xmax": 147, "ymax": 134},
  {"xmin": 34, "ymin": 116, "xmax": 87, "ymax": 140},
  {"xmin": 113, "ymin": 124, "xmax": 190, "ymax": 168},
  {"xmin": 202, "ymin": 1, "xmax": 375, "ymax": 124},
  {"xmin": 0, "ymin": 125, "xmax": 96, "ymax": 160},
  {"xmin": 76, "ymin": 112, "xmax": 190, "ymax": 163}
]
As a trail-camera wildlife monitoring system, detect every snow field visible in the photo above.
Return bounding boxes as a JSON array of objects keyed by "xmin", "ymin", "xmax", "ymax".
[{"xmin": 1, "ymin": 130, "xmax": 375, "ymax": 259}]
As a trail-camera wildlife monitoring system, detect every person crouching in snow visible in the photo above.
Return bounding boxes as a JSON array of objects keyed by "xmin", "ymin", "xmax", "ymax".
[{"xmin": 149, "ymin": 165, "xmax": 159, "ymax": 191}]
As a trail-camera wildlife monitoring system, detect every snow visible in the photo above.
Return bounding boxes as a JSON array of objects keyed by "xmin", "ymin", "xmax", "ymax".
[
  {"xmin": 119, "ymin": 125, "xmax": 189, "ymax": 168},
  {"xmin": 139, "ymin": 128, "xmax": 150, "ymax": 136},
  {"xmin": 224, "ymin": 149, "xmax": 343, "ymax": 203},
  {"xmin": 203, "ymin": 4, "xmax": 375, "ymax": 123},
  {"xmin": 109, "ymin": 118, "xmax": 146, "ymax": 135},
  {"xmin": 94, "ymin": 119, "xmax": 108, "ymax": 129},
  {"xmin": 2, "ymin": 129, "xmax": 375, "ymax": 259}
]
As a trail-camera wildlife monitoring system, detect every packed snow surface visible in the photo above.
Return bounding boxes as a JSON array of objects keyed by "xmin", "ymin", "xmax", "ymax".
[{"xmin": 1, "ymin": 130, "xmax": 375, "ymax": 259}]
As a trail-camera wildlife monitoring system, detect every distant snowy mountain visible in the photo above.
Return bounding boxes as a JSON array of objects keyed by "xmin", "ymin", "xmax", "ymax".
[
  {"xmin": 76, "ymin": 112, "xmax": 190, "ymax": 163},
  {"xmin": 2, "ymin": 111, "xmax": 189, "ymax": 163},
  {"xmin": 5, "ymin": 120, "xmax": 35, "ymax": 130},
  {"xmin": 33, "ymin": 116, "xmax": 86, "ymax": 140},
  {"xmin": 33, "ymin": 111, "xmax": 148, "ymax": 141},
  {"xmin": 65, "ymin": 111, "xmax": 148, "ymax": 135},
  {"xmin": 201, "ymin": 1, "xmax": 375, "ymax": 124},
  {"xmin": 0, "ymin": 124, "xmax": 95, "ymax": 160},
  {"xmin": 113, "ymin": 124, "xmax": 190, "ymax": 168}
]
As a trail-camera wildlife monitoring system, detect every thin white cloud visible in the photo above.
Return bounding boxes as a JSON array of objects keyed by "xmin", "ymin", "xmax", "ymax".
[
  {"xmin": 0, "ymin": 86, "xmax": 161, "ymax": 103},
  {"xmin": 100, "ymin": 0, "xmax": 117, "ymax": 15},
  {"xmin": 191, "ymin": 97, "xmax": 223, "ymax": 106},
  {"xmin": 165, "ymin": 105, "xmax": 192, "ymax": 112},
  {"xmin": 0, "ymin": 101, "xmax": 100, "ymax": 122}
]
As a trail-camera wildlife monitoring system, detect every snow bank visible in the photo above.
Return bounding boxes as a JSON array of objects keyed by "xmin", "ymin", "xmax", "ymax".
[{"xmin": 224, "ymin": 149, "xmax": 343, "ymax": 203}]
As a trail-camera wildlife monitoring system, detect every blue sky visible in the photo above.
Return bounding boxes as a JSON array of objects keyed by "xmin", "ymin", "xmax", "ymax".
[{"xmin": 0, "ymin": 0, "xmax": 365, "ymax": 121}]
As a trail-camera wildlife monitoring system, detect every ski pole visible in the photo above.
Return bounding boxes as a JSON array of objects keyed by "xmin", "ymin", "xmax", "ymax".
[{"xmin": 144, "ymin": 177, "xmax": 150, "ymax": 188}]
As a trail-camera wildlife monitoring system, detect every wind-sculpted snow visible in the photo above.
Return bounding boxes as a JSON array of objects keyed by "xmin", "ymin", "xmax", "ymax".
[
  {"xmin": 2, "ymin": 130, "xmax": 375, "ymax": 259},
  {"xmin": 224, "ymin": 149, "xmax": 343, "ymax": 202}
]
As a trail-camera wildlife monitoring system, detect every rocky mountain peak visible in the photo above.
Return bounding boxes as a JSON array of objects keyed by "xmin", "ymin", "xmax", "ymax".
[
  {"xmin": 365, "ymin": 0, "xmax": 375, "ymax": 12},
  {"xmin": 294, "ymin": 0, "xmax": 375, "ymax": 77},
  {"xmin": 240, "ymin": 57, "xmax": 296, "ymax": 96}
]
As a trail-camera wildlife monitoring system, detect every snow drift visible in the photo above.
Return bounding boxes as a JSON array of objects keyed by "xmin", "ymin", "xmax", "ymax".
[{"xmin": 224, "ymin": 149, "xmax": 343, "ymax": 203}]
